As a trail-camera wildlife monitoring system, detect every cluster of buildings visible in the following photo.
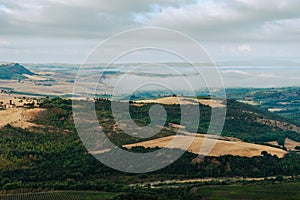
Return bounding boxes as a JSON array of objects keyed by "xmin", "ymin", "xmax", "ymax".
[
  {"xmin": 0, "ymin": 97, "xmax": 39, "ymax": 110},
  {"xmin": 0, "ymin": 99, "xmax": 15, "ymax": 110}
]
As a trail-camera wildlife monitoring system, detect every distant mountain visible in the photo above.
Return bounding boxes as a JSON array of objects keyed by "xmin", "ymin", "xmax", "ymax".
[
  {"xmin": 217, "ymin": 59, "xmax": 300, "ymax": 66},
  {"xmin": 0, "ymin": 63, "xmax": 35, "ymax": 80}
]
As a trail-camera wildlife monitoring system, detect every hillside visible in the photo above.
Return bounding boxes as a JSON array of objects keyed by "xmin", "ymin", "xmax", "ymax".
[
  {"xmin": 1, "ymin": 97, "xmax": 300, "ymax": 193},
  {"xmin": 127, "ymin": 96, "xmax": 300, "ymax": 147},
  {"xmin": 124, "ymin": 134, "xmax": 287, "ymax": 158},
  {"xmin": 0, "ymin": 63, "xmax": 35, "ymax": 80},
  {"xmin": 226, "ymin": 87, "xmax": 300, "ymax": 126}
]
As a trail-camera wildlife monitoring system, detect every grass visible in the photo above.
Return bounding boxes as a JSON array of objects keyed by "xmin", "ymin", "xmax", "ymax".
[
  {"xmin": 0, "ymin": 191, "xmax": 116, "ymax": 200},
  {"xmin": 197, "ymin": 181, "xmax": 300, "ymax": 200}
]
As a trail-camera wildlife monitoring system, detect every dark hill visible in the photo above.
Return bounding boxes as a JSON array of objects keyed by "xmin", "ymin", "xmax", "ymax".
[{"xmin": 0, "ymin": 63, "xmax": 35, "ymax": 80}]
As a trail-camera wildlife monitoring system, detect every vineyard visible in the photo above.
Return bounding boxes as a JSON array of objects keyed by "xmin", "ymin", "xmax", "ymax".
[{"xmin": 0, "ymin": 191, "xmax": 115, "ymax": 200}]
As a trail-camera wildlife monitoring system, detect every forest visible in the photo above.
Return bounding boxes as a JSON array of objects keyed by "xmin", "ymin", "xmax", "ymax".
[{"xmin": 0, "ymin": 97, "xmax": 300, "ymax": 194}]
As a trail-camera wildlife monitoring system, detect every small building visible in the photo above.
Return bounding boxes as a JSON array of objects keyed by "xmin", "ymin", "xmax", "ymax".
[
  {"xmin": 8, "ymin": 104, "xmax": 16, "ymax": 108},
  {"xmin": 0, "ymin": 104, "xmax": 6, "ymax": 110}
]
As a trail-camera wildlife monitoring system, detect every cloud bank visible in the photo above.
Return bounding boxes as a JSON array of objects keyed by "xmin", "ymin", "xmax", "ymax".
[{"xmin": 0, "ymin": 0, "xmax": 299, "ymax": 63}]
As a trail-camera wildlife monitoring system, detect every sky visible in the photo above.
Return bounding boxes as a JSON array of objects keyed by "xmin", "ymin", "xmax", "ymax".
[{"xmin": 0, "ymin": 0, "xmax": 300, "ymax": 64}]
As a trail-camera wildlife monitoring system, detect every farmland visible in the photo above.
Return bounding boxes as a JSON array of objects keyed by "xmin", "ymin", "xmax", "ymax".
[
  {"xmin": 0, "ymin": 191, "xmax": 115, "ymax": 200},
  {"xmin": 1, "ymin": 95, "xmax": 300, "ymax": 198},
  {"xmin": 124, "ymin": 133, "xmax": 287, "ymax": 158}
]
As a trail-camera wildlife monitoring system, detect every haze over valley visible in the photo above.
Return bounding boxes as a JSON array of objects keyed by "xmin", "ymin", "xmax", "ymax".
[{"xmin": 1, "ymin": 0, "xmax": 300, "ymax": 199}]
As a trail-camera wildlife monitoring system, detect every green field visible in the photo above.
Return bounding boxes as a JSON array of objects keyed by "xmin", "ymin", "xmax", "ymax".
[
  {"xmin": 197, "ymin": 181, "xmax": 300, "ymax": 200},
  {"xmin": 0, "ymin": 191, "xmax": 116, "ymax": 200},
  {"xmin": 1, "ymin": 181, "xmax": 300, "ymax": 199}
]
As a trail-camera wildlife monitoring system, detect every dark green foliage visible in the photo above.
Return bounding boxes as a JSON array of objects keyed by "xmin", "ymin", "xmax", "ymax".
[
  {"xmin": 227, "ymin": 87, "xmax": 300, "ymax": 126},
  {"xmin": 97, "ymin": 97, "xmax": 299, "ymax": 144},
  {"xmin": 196, "ymin": 180, "xmax": 300, "ymax": 200},
  {"xmin": 221, "ymin": 99, "xmax": 299, "ymax": 143},
  {"xmin": 114, "ymin": 187, "xmax": 204, "ymax": 200},
  {"xmin": 1, "ymin": 122, "xmax": 300, "ymax": 192},
  {"xmin": 38, "ymin": 98, "xmax": 73, "ymax": 129},
  {"xmin": 1, "ymin": 97, "xmax": 300, "ymax": 192},
  {"xmin": 39, "ymin": 97, "xmax": 300, "ymax": 144}
]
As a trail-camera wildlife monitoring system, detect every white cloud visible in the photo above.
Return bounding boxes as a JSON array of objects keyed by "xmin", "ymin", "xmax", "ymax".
[
  {"xmin": 0, "ymin": 0, "xmax": 300, "ymax": 62},
  {"xmin": 0, "ymin": 0, "xmax": 194, "ymax": 38},
  {"xmin": 141, "ymin": 0, "xmax": 300, "ymax": 42},
  {"xmin": 238, "ymin": 44, "xmax": 252, "ymax": 52},
  {"xmin": 1, "ymin": 0, "xmax": 300, "ymax": 41},
  {"xmin": 0, "ymin": 40, "xmax": 9, "ymax": 46}
]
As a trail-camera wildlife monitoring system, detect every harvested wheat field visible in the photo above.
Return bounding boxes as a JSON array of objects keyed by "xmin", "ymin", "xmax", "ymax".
[
  {"xmin": 267, "ymin": 138, "xmax": 300, "ymax": 151},
  {"xmin": 135, "ymin": 97, "xmax": 225, "ymax": 108},
  {"xmin": 0, "ymin": 107, "xmax": 45, "ymax": 129},
  {"xmin": 285, "ymin": 138, "xmax": 300, "ymax": 151},
  {"xmin": 124, "ymin": 134, "xmax": 287, "ymax": 158},
  {"xmin": 0, "ymin": 108, "xmax": 23, "ymax": 127},
  {"xmin": 12, "ymin": 108, "xmax": 45, "ymax": 129}
]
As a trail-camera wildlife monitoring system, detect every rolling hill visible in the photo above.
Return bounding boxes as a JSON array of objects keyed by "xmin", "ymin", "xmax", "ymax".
[
  {"xmin": 0, "ymin": 63, "xmax": 35, "ymax": 80},
  {"xmin": 1, "ymin": 97, "xmax": 300, "ymax": 193}
]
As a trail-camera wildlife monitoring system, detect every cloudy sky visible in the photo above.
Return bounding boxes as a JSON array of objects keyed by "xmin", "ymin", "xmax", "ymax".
[{"xmin": 0, "ymin": 0, "xmax": 300, "ymax": 63}]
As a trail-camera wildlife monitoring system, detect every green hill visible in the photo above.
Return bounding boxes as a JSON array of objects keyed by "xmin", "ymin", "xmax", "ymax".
[
  {"xmin": 1, "ymin": 97, "xmax": 300, "ymax": 193},
  {"xmin": 0, "ymin": 63, "xmax": 35, "ymax": 80}
]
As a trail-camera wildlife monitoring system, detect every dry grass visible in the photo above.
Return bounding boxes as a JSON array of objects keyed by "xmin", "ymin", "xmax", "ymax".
[
  {"xmin": 35, "ymin": 71, "xmax": 57, "ymax": 75},
  {"xmin": 0, "ymin": 107, "xmax": 45, "ymax": 129},
  {"xmin": 238, "ymin": 100, "xmax": 260, "ymax": 106},
  {"xmin": 267, "ymin": 141, "xmax": 279, "ymax": 147},
  {"xmin": 0, "ymin": 95, "xmax": 38, "ymax": 107},
  {"xmin": 285, "ymin": 138, "xmax": 300, "ymax": 151},
  {"xmin": 12, "ymin": 108, "xmax": 45, "ymax": 129},
  {"xmin": 0, "ymin": 108, "xmax": 23, "ymax": 128},
  {"xmin": 124, "ymin": 134, "xmax": 287, "ymax": 158},
  {"xmin": 263, "ymin": 138, "xmax": 300, "ymax": 151},
  {"xmin": 0, "ymin": 95, "xmax": 45, "ymax": 129},
  {"xmin": 23, "ymin": 74, "xmax": 50, "ymax": 81},
  {"xmin": 198, "ymin": 99, "xmax": 226, "ymax": 108},
  {"xmin": 135, "ymin": 97, "xmax": 225, "ymax": 108},
  {"xmin": 0, "ymin": 77, "xmax": 74, "ymax": 96}
]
